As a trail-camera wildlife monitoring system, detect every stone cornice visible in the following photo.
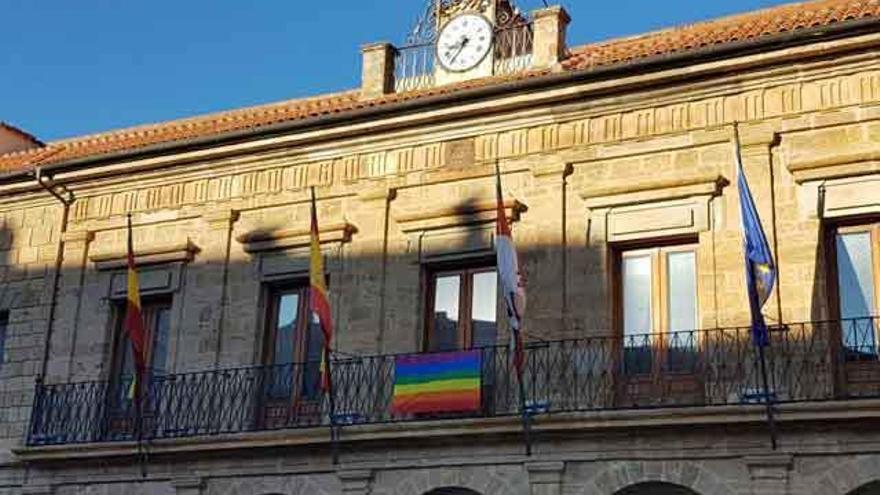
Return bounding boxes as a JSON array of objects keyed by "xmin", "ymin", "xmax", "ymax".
[
  {"xmin": 0, "ymin": 34, "xmax": 875, "ymax": 203},
  {"xmin": 236, "ymin": 222, "xmax": 356, "ymax": 253},
  {"xmin": 14, "ymin": 398, "xmax": 880, "ymax": 463},
  {"xmin": 580, "ymin": 175, "xmax": 728, "ymax": 209},
  {"xmin": 395, "ymin": 199, "xmax": 526, "ymax": 233},
  {"xmin": 787, "ymin": 147, "xmax": 880, "ymax": 183},
  {"xmin": 89, "ymin": 240, "xmax": 199, "ymax": 270}
]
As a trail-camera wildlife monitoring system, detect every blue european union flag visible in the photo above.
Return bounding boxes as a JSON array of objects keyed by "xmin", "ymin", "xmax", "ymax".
[{"xmin": 734, "ymin": 127, "xmax": 776, "ymax": 347}]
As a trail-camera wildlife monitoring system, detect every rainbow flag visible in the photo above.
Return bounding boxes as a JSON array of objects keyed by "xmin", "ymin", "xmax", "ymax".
[{"xmin": 392, "ymin": 351, "xmax": 482, "ymax": 414}]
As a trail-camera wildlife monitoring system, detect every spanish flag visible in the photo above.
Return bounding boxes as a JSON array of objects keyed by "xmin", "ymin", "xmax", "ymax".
[
  {"xmin": 125, "ymin": 214, "xmax": 148, "ymax": 400},
  {"xmin": 309, "ymin": 188, "xmax": 334, "ymax": 392}
]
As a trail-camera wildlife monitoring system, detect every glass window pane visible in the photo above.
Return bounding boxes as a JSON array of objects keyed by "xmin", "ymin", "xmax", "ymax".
[
  {"xmin": 471, "ymin": 270, "xmax": 498, "ymax": 348},
  {"xmin": 431, "ymin": 275, "xmax": 461, "ymax": 352},
  {"xmin": 837, "ymin": 232, "xmax": 877, "ymax": 352},
  {"xmin": 623, "ymin": 255, "xmax": 653, "ymax": 342},
  {"xmin": 273, "ymin": 293, "xmax": 300, "ymax": 365},
  {"xmin": 150, "ymin": 307, "xmax": 171, "ymax": 375},
  {"xmin": 667, "ymin": 251, "xmax": 698, "ymax": 335}
]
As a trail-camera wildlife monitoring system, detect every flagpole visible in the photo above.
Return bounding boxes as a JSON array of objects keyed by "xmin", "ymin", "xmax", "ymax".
[
  {"xmin": 311, "ymin": 187, "xmax": 339, "ymax": 464},
  {"xmin": 127, "ymin": 213, "xmax": 148, "ymax": 477},
  {"xmin": 495, "ymin": 163, "xmax": 532, "ymax": 456},
  {"xmin": 757, "ymin": 342, "xmax": 778, "ymax": 450},
  {"xmin": 325, "ymin": 343, "xmax": 339, "ymax": 464},
  {"xmin": 733, "ymin": 123, "xmax": 778, "ymax": 451}
]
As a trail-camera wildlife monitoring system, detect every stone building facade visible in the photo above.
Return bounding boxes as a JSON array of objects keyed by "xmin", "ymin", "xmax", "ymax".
[{"xmin": 2, "ymin": 0, "xmax": 880, "ymax": 493}]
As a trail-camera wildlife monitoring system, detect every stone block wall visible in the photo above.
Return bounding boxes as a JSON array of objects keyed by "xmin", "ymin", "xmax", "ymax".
[
  {"xmin": 1, "ymin": 29, "xmax": 880, "ymax": 495},
  {"xmin": 0, "ymin": 203, "xmax": 62, "ymax": 446}
]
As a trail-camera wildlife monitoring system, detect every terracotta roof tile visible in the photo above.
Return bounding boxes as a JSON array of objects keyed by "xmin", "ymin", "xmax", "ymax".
[
  {"xmin": 2, "ymin": 0, "xmax": 879, "ymax": 174},
  {"xmin": 563, "ymin": 0, "xmax": 880, "ymax": 70}
]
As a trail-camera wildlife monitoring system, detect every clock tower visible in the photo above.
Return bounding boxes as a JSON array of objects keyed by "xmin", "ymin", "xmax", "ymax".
[{"xmin": 359, "ymin": 0, "xmax": 570, "ymax": 99}]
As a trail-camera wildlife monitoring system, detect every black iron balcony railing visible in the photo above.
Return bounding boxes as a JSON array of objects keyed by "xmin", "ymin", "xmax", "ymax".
[{"xmin": 26, "ymin": 317, "xmax": 880, "ymax": 447}]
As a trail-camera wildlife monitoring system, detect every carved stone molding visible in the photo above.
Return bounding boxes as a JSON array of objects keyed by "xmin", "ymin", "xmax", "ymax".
[
  {"xmin": 581, "ymin": 175, "xmax": 728, "ymax": 209},
  {"xmin": 395, "ymin": 199, "xmax": 526, "ymax": 234},
  {"xmin": 801, "ymin": 174, "xmax": 880, "ymax": 219},
  {"xmin": 201, "ymin": 208, "xmax": 240, "ymax": 229},
  {"xmin": 90, "ymin": 239, "xmax": 199, "ymax": 271},
  {"xmin": 357, "ymin": 183, "xmax": 398, "ymax": 203},
  {"xmin": 338, "ymin": 469, "xmax": 374, "ymax": 495},
  {"xmin": 527, "ymin": 461, "xmax": 566, "ymax": 495},
  {"xmin": 582, "ymin": 175, "xmax": 728, "ymax": 242},
  {"xmin": 236, "ymin": 222, "xmax": 356, "ymax": 253},
  {"xmin": 171, "ymin": 477, "xmax": 205, "ymax": 495},
  {"xmin": 60, "ymin": 230, "xmax": 94, "ymax": 245},
  {"xmin": 788, "ymin": 147, "xmax": 880, "ymax": 183}
]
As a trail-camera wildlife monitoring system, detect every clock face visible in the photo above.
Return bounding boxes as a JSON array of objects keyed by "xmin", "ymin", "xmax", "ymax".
[{"xmin": 436, "ymin": 14, "xmax": 494, "ymax": 73}]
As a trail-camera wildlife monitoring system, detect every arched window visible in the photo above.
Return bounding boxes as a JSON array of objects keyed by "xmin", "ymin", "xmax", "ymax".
[
  {"xmin": 848, "ymin": 481, "xmax": 880, "ymax": 495},
  {"xmin": 423, "ymin": 488, "xmax": 483, "ymax": 495},
  {"xmin": 614, "ymin": 482, "xmax": 701, "ymax": 495}
]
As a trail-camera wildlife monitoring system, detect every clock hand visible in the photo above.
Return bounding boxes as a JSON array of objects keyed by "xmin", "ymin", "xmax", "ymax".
[{"xmin": 450, "ymin": 36, "xmax": 470, "ymax": 63}]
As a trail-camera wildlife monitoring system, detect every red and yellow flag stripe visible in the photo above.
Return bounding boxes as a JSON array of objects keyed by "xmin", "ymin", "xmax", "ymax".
[{"xmin": 310, "ymin": 189, "xmax": 334, "ymax": 391}]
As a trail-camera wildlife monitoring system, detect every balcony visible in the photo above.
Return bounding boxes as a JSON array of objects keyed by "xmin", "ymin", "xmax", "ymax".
[{"xmin": 25, "ymin": 317, "xmax": 880, "ymax": 447}]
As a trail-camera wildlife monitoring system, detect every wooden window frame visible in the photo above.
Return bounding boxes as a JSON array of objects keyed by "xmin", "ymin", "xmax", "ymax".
[
  {"xmin": 423, "ymin": 257, "xmax": 497, "ymax": 352},
  {"xmin": 615, "ymin": 242, "xmax": 700, "ymax": 342},
  {"xmin": 262, "ymin": 282, "xmax": 312, "ymax": 367},
  {"xmin": 828, "ymin": 222, "xmax": 880, "ymax": 322},
  {"xmin": 109, "ymin": 296, "xmax": 173, "ymax": 381}
]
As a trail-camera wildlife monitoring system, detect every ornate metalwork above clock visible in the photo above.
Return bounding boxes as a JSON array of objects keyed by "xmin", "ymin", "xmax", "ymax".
[{"xmin": 396, "ymin": 0, "xmax": 536, "ymax": 92}]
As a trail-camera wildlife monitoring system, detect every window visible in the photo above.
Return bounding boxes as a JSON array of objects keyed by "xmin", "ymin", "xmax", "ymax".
[
  {"xmin": 263, "ymin": 284, "xmax": 324, "ymax": 399},
  {"xmin": 112, "ymin": 298, "xmax": 172, "ymax": 399},
  {"xmin": 618, "ymin": 244, "xmax": 699, "ymax": 373},
  {"xmin": 425, "ymin": 263, "xmax": 498, "ymax": 352},
  {"xmin": 833, "ymin": 224, "xmax": 880, "ymax": 359},
  {"xmin": 0, "ymin": 311, "xmax": 8, "ymax": 370}
]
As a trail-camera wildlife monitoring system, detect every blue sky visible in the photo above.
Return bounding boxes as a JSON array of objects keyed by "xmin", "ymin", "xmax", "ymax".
[{"xmin": 1, "ymin": 0, "xmax": 792, "ymax": 142}]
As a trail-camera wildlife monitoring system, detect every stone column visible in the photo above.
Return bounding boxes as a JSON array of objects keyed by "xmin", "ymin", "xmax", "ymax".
[
  {"xmin": 361, "ymin": 42, "xmax": 395, "ymax": 100},
  {"xmin": 338, "ymin": 469, "xmax": 374, "ymax": 495},
  {"xmin": 527, "ymin": 461, "xmax": 566, "ymax": 495},
  {"xmin": 172, "ymin": 476, "xmax": 205, "ymax": 495},
  {"xmin": 745, "ymin": 454, "xmax": 792, "ymax": 495},
  {"xmin": 531, "ymin": 6, "xmax": 571, "ymax": 70}
]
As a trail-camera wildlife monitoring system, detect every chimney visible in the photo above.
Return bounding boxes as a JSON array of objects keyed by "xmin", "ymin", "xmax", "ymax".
[
  {"xmin": 531, "ymin": 5, "xmax": 571, "ymax": 70},
  {"xmin": 360, "ymin": 42, "xmax": 395, "ymax": 100}
]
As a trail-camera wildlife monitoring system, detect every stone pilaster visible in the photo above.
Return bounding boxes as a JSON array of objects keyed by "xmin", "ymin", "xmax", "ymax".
[
  {"xmin": 736, "ymin": 123, "xmax": 782, "ymax": 323},
  {"xmin": 47, "ymin": 229, "xmax": 94, "ymax": 382},
  {"xmin": 527, "ymin": 461, "xmax": 565, "ymax": 495},
  {"xmin": 527, "ymin": 159, "xmax": 574, "ymax": 338},
  {"xmin": 361, "ymin": 42, "xmax": 395, "ymax": 99},
  {"xmin": 745, "ymin": 454, "xmax": 792, "ymax": 495},
  {"xmin": 197, "ymin": 209, "xmax": 239, "ymax": 369},
  {"xmin": 338, "ymin": 469, "xmax": 373, "ymax": 495}
]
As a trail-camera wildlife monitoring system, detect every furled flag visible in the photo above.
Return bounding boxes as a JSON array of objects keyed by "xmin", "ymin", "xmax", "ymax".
[
  {"xmin": 734, "ymin": 125, "xmax": 777, "ymax": 347},
  {"xmin": 309, "ymin": 188, "xmax": 334, "ymax": 391},
  {"xmin": 125, "ymin": 214, "xmax": 148, "ymax": 400},
  {"xmin": 495, "ymin": 165, "xmax": 526, "ymax": 373}
]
